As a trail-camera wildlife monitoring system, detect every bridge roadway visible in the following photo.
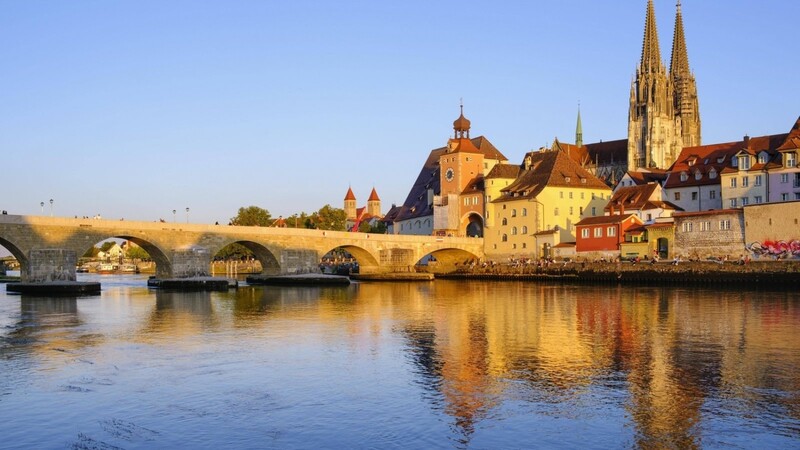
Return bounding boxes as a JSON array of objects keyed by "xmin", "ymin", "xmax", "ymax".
[{"xmin": 0, "ymin": 215, "xmax": 484, "ymax": 282}]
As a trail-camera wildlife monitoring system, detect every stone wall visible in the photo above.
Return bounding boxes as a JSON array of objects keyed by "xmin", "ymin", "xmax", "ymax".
[
  {"xmin": 171, "ymin": 247, "xmax": 211, "ymax": 278},
  {"xmin": 743, "ymin": 202, "xmax": 800, "ymax": 259},
  {"xmin": 27, "ymin": 249, "xmax": 76, "ymax": 282},
  {"xmin": 674, "ymin": 210, "xmax": 745, "ymax": 259}
]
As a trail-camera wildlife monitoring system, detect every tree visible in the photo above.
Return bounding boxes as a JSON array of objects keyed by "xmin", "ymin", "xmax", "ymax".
[
  {"xmin": 100, "ymin": 241, "xmax": 116, "ymax": 252},
  {"xmin": 312, "ymin": 205, "xmax": 347, "ymax": 231},
  {"xmin": 358, "ymin": 221, "xmax": 371, "ymax": 233},
  {"xmin": 369, "ymin": 221, "xmax": 387, "ymax": 234},
  {"xmin": 83, "ymin": 246, "xmax": 100, "ymax": 258},
  {"xmin": 126, "ymin": 245, "xmax": 150, "ymax": 261},
  {"xmin": 230, "ymin": 206, "xmax": 272, "ymax": 227}
]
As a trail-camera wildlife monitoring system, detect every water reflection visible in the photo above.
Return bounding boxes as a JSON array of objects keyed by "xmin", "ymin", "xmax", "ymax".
[{"xmin": 0, "ymin": 280, "xmax": 798, "ymax": 448}]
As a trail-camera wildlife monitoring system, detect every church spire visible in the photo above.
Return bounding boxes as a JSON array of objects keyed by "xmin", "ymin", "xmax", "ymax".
[
  {"xmin": 669, "ymin": 0, "xmax": 690, "ymax": 77},
  {"xmin": 575, "ymin": 105, "xmax": 583, "ymax": 148},
  {"xmin": 640, "ymin": 0, "xmax": 663, "ymax": 73}
]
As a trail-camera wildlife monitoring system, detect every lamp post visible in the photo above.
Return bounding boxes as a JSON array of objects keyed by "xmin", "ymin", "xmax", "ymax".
[
  {"xmin": 173, "ymin": 209, "xmax": 176, "ymax": 222},
  {"xmin": 49, "ymin": 199, "xmax": 54, "ymax": 217},
  {"xmin": 40, "ymin": 202, "xmax": 44, "ymax": 214},
  {"xmin": 185, "ymin": 207, "xmax": 190, "ymax": 223}
]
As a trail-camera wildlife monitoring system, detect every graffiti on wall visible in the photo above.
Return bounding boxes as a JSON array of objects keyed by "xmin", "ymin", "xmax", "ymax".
[{"xmin": 747, "ymin": 240, "xmax": 800, "ymax": 259}]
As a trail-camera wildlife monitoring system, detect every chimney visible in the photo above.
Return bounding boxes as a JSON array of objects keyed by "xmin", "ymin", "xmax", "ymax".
[
  {"xmin": 609, "ymin": 203, "xmax": 615, "ymax": 216},
  {"xmin": 743, "ymin": 135, "xmax": 751, "ymax": 149},
  {"xmin": 619, "ymin": 202, "xmax": 625, "ymax": 215}
]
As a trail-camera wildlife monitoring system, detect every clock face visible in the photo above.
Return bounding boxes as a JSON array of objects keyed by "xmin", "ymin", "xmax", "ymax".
[{"xmin": 445, "ymin": 168, "xmax": 454, "ymax": 182}]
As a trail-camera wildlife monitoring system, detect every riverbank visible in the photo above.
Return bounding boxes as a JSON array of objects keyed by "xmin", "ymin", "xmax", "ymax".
[{"xmin": 435, "ymin": 260, "xmax": 800, "ymax": 285}]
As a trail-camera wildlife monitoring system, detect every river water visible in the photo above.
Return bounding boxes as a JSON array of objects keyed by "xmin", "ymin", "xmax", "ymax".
[{"xmin": 1, "ymin": 275, "xmax": 798, "ymax": 449}]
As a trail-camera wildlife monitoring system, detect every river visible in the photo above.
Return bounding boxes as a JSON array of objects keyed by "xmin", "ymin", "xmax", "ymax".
[{"xmin": 1, "ymin": 275, "xmax": 798, "ymax": 449}]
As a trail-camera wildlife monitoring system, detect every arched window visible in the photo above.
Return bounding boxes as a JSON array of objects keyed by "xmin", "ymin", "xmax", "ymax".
[
  {"xmin": 511, "ymin": 209, "xmax": 517, "ymax": 217},
  {"xmin": 522, "ymin": 208, "xmax": 527, "ymax": 217},
  {"xmin": 554, "ymin": 207, "xmax": 559, "ymax": 216},
  {"xmin": 511, "ymin": 226, "xmax": 518, "ymax": 235},
  {"xmin": 502, "ymin": 218, "xmax": 508, "ymax": 226},
  {"xmin": 521, "ymin": 226, "xmax": 528, "ymax": 234},
  {"xmin": 502, "ymin": 234, "xmax": 508, "ymax": 242}
]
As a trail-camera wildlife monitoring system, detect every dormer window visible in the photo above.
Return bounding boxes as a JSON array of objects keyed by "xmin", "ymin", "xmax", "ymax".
[
  {"xmin": 786, "ymin": 152, "xmax": 797, "ymax": 167},
  {"xmin": 688, "ymin": 158, "xmax": 696, "ymax": 167},
  {"xmin": 731, "ymin": 157, "xmax": 738, "ymax": 168},
  {"xmin": 757, "ymin": 152, "xmax": 768, "ymax": 165},
  {"xmin": 717, "ymin": 156, "xmax": 725, "ymax": 164},
  {"xmin": 565, "ymin": 176, "xmax": 571, "ymax": 182},
  {"xmin": 695, "ymin": 171, "xmax": 702, "ymax": 180},
  {"xmin": 581, "ymin": 178, "xmax": 586, "ymax": 184},
  {"xmin": 739, "ymin": 156, "xmax": 750, "ymax": 170},
  {"xmin": 709, "ymin": 168, "xmax": 717, "ymax": 179},
  {"xmin": 680, "ymin": 171, "xmax": 688, "ymax": 182}
]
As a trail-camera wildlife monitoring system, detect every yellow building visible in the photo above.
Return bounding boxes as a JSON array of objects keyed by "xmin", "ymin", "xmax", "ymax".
[{"xmin": 485, "ymin": 148, "xmax": 611, "ymax": 259}]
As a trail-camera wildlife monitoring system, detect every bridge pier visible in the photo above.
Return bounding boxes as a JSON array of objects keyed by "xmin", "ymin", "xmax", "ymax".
[
  {"xmin": 171, "ymin": 247, "xmax": 212, "ymax": 278},
  {"xmin": 7, "ymin": 248, "xmax": 100, "ymax": 295}
]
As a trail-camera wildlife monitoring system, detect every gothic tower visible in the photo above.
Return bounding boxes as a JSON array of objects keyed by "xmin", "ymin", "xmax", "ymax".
[
  {"xmin": 344, "ymin": 186, "xmax": 357, "ymax": 221},
  {"xmin": 575, "ymin": 106, "xmax": 583, "ymax": 148},
  {"xmin": 367, "ymin": 187, "xmax": 381, "ymax": 217},
  {"xmin": 670, "ymin": 0, "xmax": 701, "ymax": 150},
  {"xmin": 628, "ymin": 0, "xmax": 675, "ymax": 171},
  {"xmin": 628, "ymin": 0, "xmax": 701, "ymax": 171}
]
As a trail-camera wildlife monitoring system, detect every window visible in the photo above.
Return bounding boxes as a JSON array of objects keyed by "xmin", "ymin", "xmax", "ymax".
[
  {"xmin": 730, "ymin": 178, "xmax": 737, "ymax": 188},
  {"xmin": 710, "ymin": 190, "xmax": 717, "ymax": 199},
  {"xmin": 463, "ymin": 198, "xmax": 469, "ymax": 206},
  {"xmin": 787, "ymin": 153, "xmax": 797, "ymax": 167},
  {"xmin": 709, "ymin": 168, "xmax": 718, "ymax": 179},
  {"xmin": 581, "ymin": 193, "xmax": 585, "ymax": 199},
  {"xmin": 607, "ymin": 226, "xmax": 616, "ymax": 237},
  {"xmin": 695, "ymin": 171, "xmax": 702, "ymax": 180},
  {"xmin": 731, "ymin": 157, "xmax": 738, "ymax": 168},
  {"xmin": 796, "ymin": 193, "xmax": 800, "ymax": 200},
  {"xmin": 502, "ymin": 218, "xmax": 508, "ymax": 226},
  {"xmin": 754, "ymin": 175, "xmax": 762, "ymax": 186},
  {"xmin": 554, "ymin": 207, "xmax": 559, "ymax": 216},
  {"xmin": 579, "ymin": 206, "xmax": 584, "ymax": 215},
  {"xmin": 758, "ymin": 153, "xmax": 768, "ymax": 164},
  {"xmin": 522, "ymin": 208, "xmax": 527, "ymax": 217},
  {"xmin": 730, "ymin": 198, "xmax": 738, "ymax": 207},
  {"xmin": 680, "ymin": 172, "xmax": 688, "ymax": 182},
  {"xmin": 473, "ymin": 196, "xmax": 479, "ymax": 205},
  {"xmin": 569, "ymin": 192, "xmax": 573, "ymax": 199},
  {"xmin": 742, "ymin": 176, "xmax": 749, "ymax": 187},
  {"xmin": 682, "ymin": 222, "xmax": 693, "ymax": 232},
  {"xmin": 781, "ymin": 173, "xmax": 789, "ymax": 183},
  {"xmin": 569, "ymin": 207, "xmax": 574, "ymax": 215},
  {"xmin": 522, "ymin": 226, "xmax": 528, "ymax": 234},
  {"xmin": 755, "ymin": 196, "xmax": 763, "ymax": 204},
  {"xmin": 739, "ymin": 156, "xmax": 750, "ymax": 170},
  {"xmin": 646, "ymin": 213, "xmax": 652, "ymax": 221},
  {"xmin": 502, "ymin": 234, "xmax": 508, "ymax": 242},
  {"xmin": 592, "ymin": 207, "xmax": 596, "ymax": 216},
  {"xmin": 781, "ymin": 193, "xmax": 789, "ymax": 201},
  {"xmin": 691, "ymin": 192, "xmax": 698, "ymax": 201},
  {"xmin": 719, "ymin": 220, "xmax": 731, "ymax": 230},
  {"xmin": 581, "ymin": 228, "xmax": 589, "ymax": 238},
  {"xmin": 700, "ymin": 221, "xmax": 711, "ymax": 231},
  {"xmin": 674, "ymin": 192, "xmax": 681, "ymax": 201},
  {"xmin": 522, "ymin": 243, "xmax": 527, "ymax": 249},
  {"xmin": 511, "ymin": 209, "xmax": 517, "ymax": 217},
  {"xmin": 741, "ymin": 197, "xmax": 749, "ymax": 206},
  {"xmin": 560, "ymin": 191, "xmax": 564, "ymax": 199},
  {"xmin": 594, "ymin": 227, "xmax": 602, "ymax": 238},
  {"xmin": 592, "ymin": 193, "xmax": 596, "ymax": 199},
  {"xmin": 511, "ymin": 227, "xmax": 517, "ymax": 235}
]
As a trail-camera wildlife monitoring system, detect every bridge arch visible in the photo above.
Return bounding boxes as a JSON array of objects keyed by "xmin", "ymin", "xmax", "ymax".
[
  {"xmin": 461, "ymin": 212, "xmax": 484, "ymax": 238},
  {"xmin": 80, "ymin": 235, "xmax": 173, "ymax": 278},
  {"xmin": 320, "ymin": 244, "xmax": 381, "ymax": 274},
  {"xmin": 0, "ymin": 237, "xmax": 28, "ymax": 276},
  {"xmin": 416, "ymin": 247, "xmax": 482, "ymax": 274},
  {"xmin": 210, "ymin": 240, "xmax": 281, "ymax": 275}
]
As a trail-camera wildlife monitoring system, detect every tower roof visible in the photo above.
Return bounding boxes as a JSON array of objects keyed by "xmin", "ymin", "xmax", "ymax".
[
  {"xmin": 344, "ymin": 186, "xmax": 356, "ymax": 201},
  {"xmin": 453, "ymin": 105, "xmax": 471, "ymax": 134},
  {"xmin": 368, "ymin": 187, "xmax": 380, "ymax": 201},
  {"xmin": 670, "ymin": 0, "xmax": 691, "ymax": 77},
  {"xmin": 640, "ymin": 0, "xmax": 663, "ymax": 73}
]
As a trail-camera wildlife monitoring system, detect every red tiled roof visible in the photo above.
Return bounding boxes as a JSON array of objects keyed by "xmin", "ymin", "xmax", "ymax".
[
  {"xmin": 486, "ymin": 163, "xmax": 520, "ymax": 179},
  {"xmin": 777, "ymin": 116, "xmax": 800, "ymax": 151},
  {"xmin": 605, "ymin": 183, "xmax": 659, "ymax": 211},
  {"xmin": 554, "ymin": 242, "xmax": 576, "ymax": 248},
  {"xmin": 344, "ymin": 187, "xmax": 356, "ymax": 201},
  {"xmin": 555, "ymin": 139, "xmax": 628, "ymax": 168},
  {"xmin": 624, "ymin": 169, "xmax": 668, "ymax": 185},
  {"xmin": 575, "ymin": 213, "xmax": 641, "ymax": 226},
  {"xmin": 494, "ymin": 149, "xmax": 610, "ymax": 203},
  {"xmin": 368, "ymin": 187, "xmax": 380, "ymax": 201}
]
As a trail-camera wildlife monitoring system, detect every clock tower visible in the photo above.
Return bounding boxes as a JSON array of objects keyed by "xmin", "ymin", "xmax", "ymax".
[{"xmin": 439, "ymin": 105, "xmax": 484, "ymax": 197}]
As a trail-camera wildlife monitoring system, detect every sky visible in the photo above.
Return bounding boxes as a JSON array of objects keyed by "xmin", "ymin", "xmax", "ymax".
[{"xmin": 2, "ymin": 0, "xmax": 799, "ymax": 227}]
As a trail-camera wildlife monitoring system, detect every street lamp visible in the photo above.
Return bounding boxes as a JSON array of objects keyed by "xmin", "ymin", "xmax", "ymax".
[
  {"xmin": 173, "ymin": 209, "xmax": 176, "ymax": 222},
  {"xmin": 49, "ymin": 199, "xmax": 54, "ymax": 217},
  {"xmin": 40, "ymin": 202, "xmax": 44, "ymax": 214},
  {"xmin": 185, "ymin": 207, "xmax": 190, "ymax": 223}
]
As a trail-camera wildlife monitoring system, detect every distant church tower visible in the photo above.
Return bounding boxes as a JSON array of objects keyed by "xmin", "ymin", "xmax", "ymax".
[
  {"xmin": 344, "ymin": 186, "xmax": 357, "ymax": 221},
  {"xmin": 367, "ymin": 187, "xmax": 381, "ymax": 217},
  {"xmin": 628, "ymin": 0, "xmax": 700, "ymax": 170}
]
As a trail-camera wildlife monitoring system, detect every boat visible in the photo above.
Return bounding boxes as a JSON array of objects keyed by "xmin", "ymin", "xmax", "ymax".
[
  {"xmin": 120, "ymin": 263, "xmax": 139, "ymax": 274},
  {"xmin": 96, "ymin": 263, "xmax": 117, "ymax": 274}
]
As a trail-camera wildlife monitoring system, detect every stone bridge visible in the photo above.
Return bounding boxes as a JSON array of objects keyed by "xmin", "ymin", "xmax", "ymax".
[{"xmin": 0, "ymin": 215, "xmax": 484, "ymax": 282}]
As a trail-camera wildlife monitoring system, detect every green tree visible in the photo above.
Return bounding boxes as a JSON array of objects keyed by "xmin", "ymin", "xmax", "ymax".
[
  {"xmin": 313, "ymin": 205, "xmax": 347, "ymax": 231},
  {"xmin": 230, "ymin": 206, "xmax": 272, "ymax": 227},
  {"xmin": 216, "ymin": 243, "xmax": 253, "ymax": 260},
  {"xmin": 369, "ymin": 221, "xmax": 387, "ymax": 234},
  {"xmin": 126, "ymin": 245, "xmax": 150, "ymax": 261},
  {"xmin": 83, "ymin": 246, "xmax": 100, "ymax": 258},
  {"xmin": 100, "ymin": 241, "xmax": 116, "ymax": 252}
]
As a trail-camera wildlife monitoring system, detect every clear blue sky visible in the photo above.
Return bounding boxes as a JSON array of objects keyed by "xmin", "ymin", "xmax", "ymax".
[{"xmin": 2, "ymin": 0, "xmax": 798, "ymax": 225}]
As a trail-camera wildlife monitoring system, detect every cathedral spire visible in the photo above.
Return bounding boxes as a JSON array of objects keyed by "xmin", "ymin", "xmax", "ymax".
[
  {"xmin": 575, "ymin": 104, "xmax": 583, "ymax": 148},
  {"xmin": 640, "ymin": 0, "xmax": 663, "ymax": 73},
  {"xmin": 669, "ymin": 0, "xmax": 690, "ymax": 77}
]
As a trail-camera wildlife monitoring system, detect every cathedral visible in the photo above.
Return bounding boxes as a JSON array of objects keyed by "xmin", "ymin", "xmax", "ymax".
[{"xmin": 627, "ymin": 0, "xmax": 701, "ymax": 171}]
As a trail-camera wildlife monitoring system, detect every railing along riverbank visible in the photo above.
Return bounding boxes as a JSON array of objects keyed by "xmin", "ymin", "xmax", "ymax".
[{"xmin": 434, "ymin": 260, "xmax": 800, "ymax": 286}]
